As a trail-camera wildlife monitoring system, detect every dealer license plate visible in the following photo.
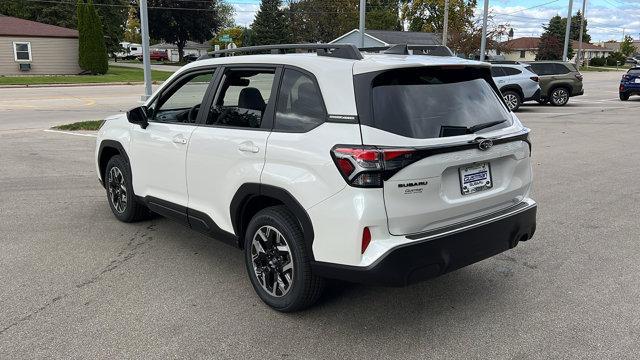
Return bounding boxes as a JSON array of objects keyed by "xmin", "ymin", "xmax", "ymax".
[{"xmin": 459, "ymin": 162, "xmax": 493, "ymax": 195}]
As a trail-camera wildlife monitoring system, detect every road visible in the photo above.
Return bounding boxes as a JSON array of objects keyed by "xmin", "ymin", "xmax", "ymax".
[{"xmin": 1, "ymin": 71, "xmax": 639, "ymax": 359}]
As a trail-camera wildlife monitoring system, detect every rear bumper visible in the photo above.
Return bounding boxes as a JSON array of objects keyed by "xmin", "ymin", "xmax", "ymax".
[{"xmin": 312, "ymin": 200, "xmax": 537, "ymax": 286}]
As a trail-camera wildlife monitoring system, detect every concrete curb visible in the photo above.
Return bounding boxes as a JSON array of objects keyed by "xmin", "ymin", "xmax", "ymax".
[{"xmin": 0, "ymin": 81, "xmax": 161, "ymax": 89}]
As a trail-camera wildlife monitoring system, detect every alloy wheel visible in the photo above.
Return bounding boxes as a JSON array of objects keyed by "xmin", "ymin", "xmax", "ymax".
[
  {"xmin": 108, "ymin": 167, "xmax": 127, "ymax": 213},
  {"xmin": 504, "ymin": 93, "xmax": 519, "ymax": 110},
  {"xmin": 250, "ymin": 225, "xmax": 294, "ymax": 297},
  {"xmin": 552, "ymin": 88, "xmax": 568, "ymax": 105}
]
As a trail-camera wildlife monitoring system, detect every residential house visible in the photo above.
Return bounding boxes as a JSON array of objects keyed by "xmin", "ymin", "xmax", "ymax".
[
  {"xmin": 330, "ymin": 29, "xmax": 441, "ymax": 47},
  {"xmin": 500, "ymin": 36, "xmax": 612, "ymax": 62},
  {"xmin": 0, "ymin": 15, "xmax": 81, "ymax": 75}
]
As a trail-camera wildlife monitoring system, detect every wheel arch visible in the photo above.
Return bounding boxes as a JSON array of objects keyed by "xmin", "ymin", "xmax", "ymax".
[
  {"xmin": 500, "ymin": 85, "xmax": 524, "ymax": 100},
  {"xmin": 98, "ymin": 140, "xmax": 129, "ymax": 187},
  {"xmin": 231, "ymin": 183, "xmax": 315, "ymax": 258},
  {"xmin": 549, "ymin": 82, "xmax": 573, "ymax": 95}
]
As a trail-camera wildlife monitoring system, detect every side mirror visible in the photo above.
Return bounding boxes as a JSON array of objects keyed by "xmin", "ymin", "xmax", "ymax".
[{"xmin": 127, "ymin": 106, "xmax": 149, "ymax": 129}]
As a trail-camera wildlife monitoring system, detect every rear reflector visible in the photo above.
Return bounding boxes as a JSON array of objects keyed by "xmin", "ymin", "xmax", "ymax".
[{"xmin": 361, "ymin": 227, "xmax": 371, "ymax": 254}]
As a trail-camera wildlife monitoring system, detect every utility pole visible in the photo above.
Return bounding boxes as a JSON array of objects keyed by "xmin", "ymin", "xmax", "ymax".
[
  {"xmin": 442, "ymin": 0, "xmax": 449, "ymax": 46},
  {"xmin": 479, "ymin": 0, "xmax": 489, "ymax": 61},
  {"xmin": 562, "ymin": 0, "xmax": 574, "ymax": 62},
  {"xmin": 359, "ymin": 0, "xmax": 365, "ymax": 48},
  {"xmin": 576, "ymin": 0, "xmax": 587, "ymax": 67},
  {"xmin": 139, "ymin": 0, "xmax": 152, "ymax": 101}
]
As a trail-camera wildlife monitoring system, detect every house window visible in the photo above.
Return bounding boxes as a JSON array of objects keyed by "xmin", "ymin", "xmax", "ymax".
[
  {"xmin": 520, "ymin": 50, "xmax": 526, "ymax": 59},
  {"xmin": 13, "ymin": 42, "xmax": 32, "ymax": 62}
]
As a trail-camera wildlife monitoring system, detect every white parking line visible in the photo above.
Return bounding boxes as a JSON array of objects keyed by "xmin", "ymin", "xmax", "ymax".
[{"xmin": 43, "ymin": 129, "xmax": 97, "ymax": 138}]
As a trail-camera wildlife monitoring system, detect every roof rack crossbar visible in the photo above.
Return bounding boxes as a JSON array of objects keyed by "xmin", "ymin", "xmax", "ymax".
[{"xmin": 201, "ymin": 43, "xmax": 363, "ymax": 60}]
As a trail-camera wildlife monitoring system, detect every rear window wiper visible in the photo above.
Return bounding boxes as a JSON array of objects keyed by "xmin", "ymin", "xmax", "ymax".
[{"xmin": 467, "ymin": 120, "xmax": 506, "ymax": 134}]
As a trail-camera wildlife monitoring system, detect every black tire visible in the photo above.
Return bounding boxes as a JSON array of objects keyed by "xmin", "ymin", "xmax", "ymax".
[
  {"xmin": 550, "ymin": 87, "xmax": 570, "ymax": 106},
  {"xmin": 244, "ymin": 206, "xmax": 324, "ymax": 312},
  {"xmin": 619, "ymin": 92, "xmax": 629, "ymax": 101},
  {"xmin": 502, "ymin": 91, "xmax": 521, "ymax": 112},
  {"xmin": 105, "ymin": 155, "xmax": 149, "ymax": 222}
]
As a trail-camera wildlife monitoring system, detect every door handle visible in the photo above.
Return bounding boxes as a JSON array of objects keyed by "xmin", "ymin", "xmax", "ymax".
[
  {"xmin": 238, "ymin": 141, "xmax": 259, "ymax": 153},
  {"xmin": 172, "ymin": 135, "xmax": 188, "ymax": 144}
]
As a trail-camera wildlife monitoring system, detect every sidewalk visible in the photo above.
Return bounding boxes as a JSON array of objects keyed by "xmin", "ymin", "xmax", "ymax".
[{"xmin": 109, "ymin": 61, "xmax": 180, "ymax": 72}]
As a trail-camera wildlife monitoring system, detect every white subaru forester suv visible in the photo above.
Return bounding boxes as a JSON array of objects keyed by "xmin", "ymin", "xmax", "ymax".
[{"xmin": 96, "ymin": 44, "xmax": 537, "ymax": 312}]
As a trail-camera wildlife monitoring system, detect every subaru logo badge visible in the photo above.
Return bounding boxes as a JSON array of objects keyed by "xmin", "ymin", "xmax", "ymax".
[{"xmin": 478, "ymin": 139, "xmax": 493, "ymax": 151}]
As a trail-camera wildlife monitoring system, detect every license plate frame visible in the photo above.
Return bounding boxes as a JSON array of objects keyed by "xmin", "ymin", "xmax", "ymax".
[{"xmin": 459, "ymin": 162, "xmax": 493, "ymax": 195}]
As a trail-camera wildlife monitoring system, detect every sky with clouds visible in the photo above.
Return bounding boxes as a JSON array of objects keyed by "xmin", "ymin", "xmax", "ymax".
[{"xmin": 229, "ymin": 0, "xmax": 640, "ymax": 43}]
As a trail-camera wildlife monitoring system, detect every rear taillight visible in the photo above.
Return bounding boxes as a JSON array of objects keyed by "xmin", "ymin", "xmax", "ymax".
[
  {"xmin": 575, "ymin": 73, "xmax": 583, "ymax": 81},
  {"xmin": 530, "ymin": 76, "xmax": 539, "ymax": 82},
  {"xmin": 331, "ymin": 145, "xmax": 419, "ymax": 188},
  {"xmin": 361, "ymin": 227, "xmax": 371, "ymax": 254},
  {"xmin": 620, "ymin": 84, "xmax": 625, "ymax": 91}
]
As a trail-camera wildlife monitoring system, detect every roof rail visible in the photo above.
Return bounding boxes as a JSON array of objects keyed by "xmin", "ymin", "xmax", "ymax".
[
  {"xmin": 360, "ymin": 44, "xmax": 454, "ymax": 57},
  {"xmin": 487, "ymin": 60, "xmax": 522, "ymax": 64},
  {"xmin": 199, "ymin": 43, "xmax": 363, "ymax": 60}
]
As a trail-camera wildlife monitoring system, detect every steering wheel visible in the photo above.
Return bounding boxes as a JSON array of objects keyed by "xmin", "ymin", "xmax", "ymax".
[{"xmin": 188, "ymin": 104, "xmax": 201, "ymax": 123}]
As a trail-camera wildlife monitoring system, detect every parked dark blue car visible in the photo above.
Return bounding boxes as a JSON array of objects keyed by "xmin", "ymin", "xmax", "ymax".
[{"xmin": 619, "ymin": 67, "xmax": 640, "ymax": 101}]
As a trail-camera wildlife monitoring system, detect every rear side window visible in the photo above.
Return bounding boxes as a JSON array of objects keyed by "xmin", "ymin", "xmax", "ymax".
[
  {"xmin": 552, "ymin": 63, "xmax": 571, "ymax": 74},
  {"xmin": 364, "ymin": 67, "xmax": 511, "ymax": 139},
  {"xmin": 491, "ymin": 67, "xmax": 506, "ymax": 77},
  {"xmin": 274, "ymin": 69, "xmax": 326, "ymax": 132},
  {"xmin": 529, "ymin": 63, "xmax": 551, "ymax": 75},
  {"xmin": 503, "ymin": 67, "xmax": 522, "ymax": 76}
]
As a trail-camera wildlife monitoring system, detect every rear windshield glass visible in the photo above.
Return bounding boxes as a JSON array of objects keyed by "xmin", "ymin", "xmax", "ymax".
[
  {"xmin": 628, "ymin": 69, "xmax": 640, "ymax": 75},
  {"xmin": 368, "ymin": 67, "xmax": 511, "ymax": 139}
]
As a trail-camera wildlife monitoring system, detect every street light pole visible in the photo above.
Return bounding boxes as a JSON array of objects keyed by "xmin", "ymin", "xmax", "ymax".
[
  {"xmin": 359, "ymin": 0, "xmax": 365, "ymax": 48},
  {"xmin": 562, "ymin": 0, "xmax": 574, "ymax": 62},
  {"xmin": 139, "ymin": 0, "xmax": 152, "ymax": 101},
  {"xmin": 442, "ymin": 0, "xmax": 449, "ymax": 46},
  {"xmin": 479, "ymin": 0, "xmax": 489, "ymax": 61},
  {"xmin": 576, "ymin": 0, "xmax": 587, "ymax": 67}
]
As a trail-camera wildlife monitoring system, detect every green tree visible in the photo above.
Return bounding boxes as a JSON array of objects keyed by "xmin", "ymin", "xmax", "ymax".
[
  {"xmin": 620, "ymin": 35, "xmax": 635, "ymax": 56},
  {"xmin": 76, "ymin": 0, "xmax": 88, "ymax": 70},
  {"xmin": 212, "ymin": 27, "xmax": 246, "ymax": 48},
  {"xmin": 366, "ymin": 0, "xmax": 401, "ymax": 30},
  {"xmin": 81, "ymin": 0, "xmax": 109, "ymax": 74},
  {"xmin": 123, "ymin": 6, "xmax": 142, "ymax": 44},
  {"xmin": 252, "ymin": 0, "xmax": 289, "ymax": 45},
  {"xmin": 538, "ymin": 15, "xmax": 573, "ymax": 60},
  {"xmin": 536, "ymin": 33, "xmax": 563, "ymax": 60},
  {"xmin": 217, "ymin": 1, "xmax": 237, "ymax": 29},
  {"xmin": 570, "ymin": 11, "xmax": 590, "ymax": 43},
  {"xmin": 147, "ymin": 0, "xmax": 223, "ymax": 61},
  {"xmin": 401, "ymin": 0, "xmax": 476, "ymax": 34}
]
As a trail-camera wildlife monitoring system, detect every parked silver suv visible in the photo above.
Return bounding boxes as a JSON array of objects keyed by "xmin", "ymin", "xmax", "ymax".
[{"xmin": 490, "ymin": 62, "xmax": 541, "ymax": 111}]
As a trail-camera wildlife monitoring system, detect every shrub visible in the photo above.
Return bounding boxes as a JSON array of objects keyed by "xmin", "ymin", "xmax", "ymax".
[{"xmin": 589, "ymin": 57, "xmax": 605, "ymax": 66}]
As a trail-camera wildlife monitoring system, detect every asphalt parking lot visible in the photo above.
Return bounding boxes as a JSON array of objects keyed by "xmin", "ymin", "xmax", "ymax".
[{"xmin": 1, "ymin": 71, "xmax": 639, "ymax": 359}]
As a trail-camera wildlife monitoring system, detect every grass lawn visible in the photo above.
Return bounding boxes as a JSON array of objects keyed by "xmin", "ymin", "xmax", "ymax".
[
  {"xmin": 0, "ymin": 65, "xmax": 172, "ymax": 86},
  {"xmin": 52, "ymin": 120, "xmax": 105, "ymax": 131}
]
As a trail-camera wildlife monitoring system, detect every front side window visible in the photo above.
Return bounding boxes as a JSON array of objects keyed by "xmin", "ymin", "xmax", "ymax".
[
  {"xmin": 206, "ymin": 68, "xmax": 276, "ymax": 128},
  {"xmin": 150, "ymin": 70, "xmax": 215, "ymax": 123},
  {"xmin": 365, "ymin": 67, "xmax": 511, "ymax": 139},
  {"xmin": 13, "ymin": 42, "xmax": 31, "ymax": 61},
  {"xmin": 274, "ymin": 69, "xmax": 325, "ymax": 132}
]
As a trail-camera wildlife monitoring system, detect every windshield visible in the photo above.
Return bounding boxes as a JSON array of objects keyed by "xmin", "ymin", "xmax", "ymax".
[{"xmin": 367, "ymin": 67, "xmax": 511, "ymax": 139}]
